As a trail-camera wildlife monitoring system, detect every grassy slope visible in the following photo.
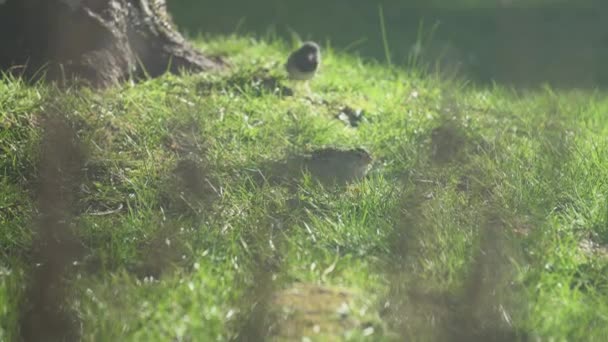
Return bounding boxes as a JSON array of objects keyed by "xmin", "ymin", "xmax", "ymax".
[{"xmin": 2, "ymin": 36, "xmax": 608, "ymax": 340}]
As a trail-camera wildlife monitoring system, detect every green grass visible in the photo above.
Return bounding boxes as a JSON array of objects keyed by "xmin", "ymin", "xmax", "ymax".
[
  {"xmin": 2, "ymin": 35, "xmax": 608, "ymax": 340},
  {"xmin": 170, "ymin": 0, "xmax": 607, "ymax": 88}
]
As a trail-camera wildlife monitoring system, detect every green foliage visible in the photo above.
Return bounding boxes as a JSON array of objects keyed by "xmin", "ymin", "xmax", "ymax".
[{"xmin": 2, "ymin": 35, "xmax": 608, "ymax": 340}]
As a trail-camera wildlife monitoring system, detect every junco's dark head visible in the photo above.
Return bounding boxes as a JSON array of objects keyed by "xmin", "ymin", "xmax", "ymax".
[{"xmin": 286, "ymin": 41, "xmax": 321, "ymax": 81}]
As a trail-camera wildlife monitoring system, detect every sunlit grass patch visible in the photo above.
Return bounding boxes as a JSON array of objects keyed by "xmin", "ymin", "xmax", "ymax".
[{"xmin": 1, "ymin": 35, "xmax": 608, "ymax": 340}]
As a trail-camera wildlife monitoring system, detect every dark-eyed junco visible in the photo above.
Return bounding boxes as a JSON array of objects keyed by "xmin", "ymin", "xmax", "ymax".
[{"xmin": 285, "ymin": 41, "xmax": 321, "ymax": 81}]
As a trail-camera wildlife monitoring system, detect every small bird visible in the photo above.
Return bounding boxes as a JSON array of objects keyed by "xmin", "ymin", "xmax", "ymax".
[
  {"xmin": 304, "ymin": 147, "xmax": 373, "ymax": 185},
  {"xmin": 285, "ymin": 41, "xmax": 321, "ymax": 81},
  {"xmin": 257, "ymin": 147, "xmax": 372, "ymax": 187}
]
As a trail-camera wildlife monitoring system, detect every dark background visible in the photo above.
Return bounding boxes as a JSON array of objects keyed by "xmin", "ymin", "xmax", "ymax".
[{"xmin": 168, "ymin": 0, "xmax": 608, "ymax": 88}]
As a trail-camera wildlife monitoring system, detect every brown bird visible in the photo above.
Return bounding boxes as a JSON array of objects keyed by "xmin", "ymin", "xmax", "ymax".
[{"xmin": 303, "ymin": 147, "xmax": 373, "ymax": 185}]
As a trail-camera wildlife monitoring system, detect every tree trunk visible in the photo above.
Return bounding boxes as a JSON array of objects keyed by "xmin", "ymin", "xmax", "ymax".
[{"xmin": 0, "ymin": 0, "xmax": 223, "ymax": 88}]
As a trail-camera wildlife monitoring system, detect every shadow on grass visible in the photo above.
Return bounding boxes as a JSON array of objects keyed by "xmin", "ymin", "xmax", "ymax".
[
  {"xmin": 231, "ymin": 195, "xmax": 289, "ymax": 341},
  {"xmin": 15, "ymin": 101, "xmax": 224, "ymax": 339},
  {"xmin": 385, "ymin": 182, "xmax": 528, "ymax": 341},
  {"xmin": 19, "ymin": 114, "xmax": 85, "ymax": 341},
  {"xmin": 382, "ymin": 101, "xmax": 534, "ymax": 340},
  {"xmin": 196, "ymin": 67, "xmax": 293, "ymax": 97},
  {"xmin": 387, "ymin": 89, "xmax": 592, "ymax": 338}
]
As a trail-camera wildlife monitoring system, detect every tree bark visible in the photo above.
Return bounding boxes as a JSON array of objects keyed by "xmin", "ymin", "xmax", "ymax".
[{"xmin": 0, "ymin": 0, "xmax": 223, "ymax": 88}]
